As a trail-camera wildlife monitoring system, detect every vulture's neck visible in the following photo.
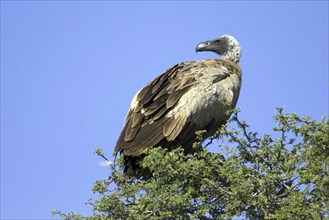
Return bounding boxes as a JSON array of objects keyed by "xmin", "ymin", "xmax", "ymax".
[{"xmin": 221, "ymin": 46, "xmax": 241, "ymax": 63}]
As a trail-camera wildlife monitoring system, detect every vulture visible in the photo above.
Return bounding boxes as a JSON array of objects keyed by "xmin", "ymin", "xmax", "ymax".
[{"xmin": 114, "ymin": 35, "xmax": 242, "ymax": 174}]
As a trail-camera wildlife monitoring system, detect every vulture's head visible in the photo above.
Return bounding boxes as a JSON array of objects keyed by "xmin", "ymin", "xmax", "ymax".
[{"xmin": 196, "ymin": 35, "xmax": 241, "ymax": 63}]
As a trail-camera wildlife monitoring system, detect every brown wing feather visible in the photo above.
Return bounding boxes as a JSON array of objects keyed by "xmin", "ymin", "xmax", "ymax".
[
  {"xmin": 163, "ymin": 114, "xmax": 188, "ymax": 141},
  {"xmin": 123, "ymin": 113, "xmax": 142, "ymax": 142},
  {"xmin": 166, "ymin": 87, "xmax": 190, "ymax": 108},
  {"xmin": 114, "ymin": 61, "xmax": 198, "ymax": 156}
]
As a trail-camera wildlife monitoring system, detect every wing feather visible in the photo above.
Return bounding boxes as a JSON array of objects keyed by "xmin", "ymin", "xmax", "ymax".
[
  {"xmin": 163, "ymin": 114, "xmax": 188, "ymax": 141},
  {"xmin": 131, "ymin": 112, "xmax": 144, "ymax": 128},
  {"xmin": 169, "ymin": 116, "xmax": 188, "ymax": 141},
  {"xmin": 124, "ymin": 118, "xmax": 141, "ymax": 142},
  {"xmin": 152, "ymin": 104, "xmax": 171, "ymax": 121},
  {"xmin": 166, "ymin": 87, "xmax": 190, "ymax": 108}
]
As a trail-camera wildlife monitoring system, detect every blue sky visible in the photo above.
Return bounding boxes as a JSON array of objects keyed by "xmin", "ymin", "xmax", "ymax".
[{"xmin": 1, "ymin": 1, "xmax": 328, "ymax": 219}]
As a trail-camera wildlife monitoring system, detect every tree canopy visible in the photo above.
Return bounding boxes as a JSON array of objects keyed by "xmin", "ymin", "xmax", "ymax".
[{"xmin": 53, "ymin": 108, "xmax": 329, "ymax": 219}]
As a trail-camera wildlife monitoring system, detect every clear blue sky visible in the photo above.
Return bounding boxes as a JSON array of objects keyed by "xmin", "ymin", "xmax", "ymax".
[{"xmin": 1, "ymin": 1, "xmax": 328, "ymax": 219}]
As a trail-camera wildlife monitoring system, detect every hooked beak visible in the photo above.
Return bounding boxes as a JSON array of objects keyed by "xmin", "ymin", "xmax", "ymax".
[{"xmin": 196, "ymin": 40, "xmax": 217, "ymax": 53}]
